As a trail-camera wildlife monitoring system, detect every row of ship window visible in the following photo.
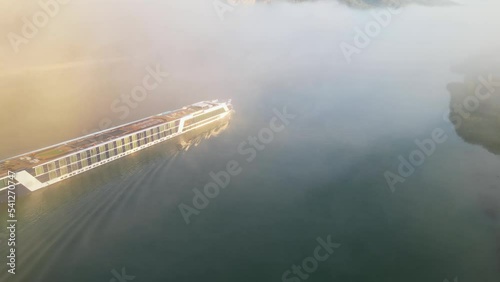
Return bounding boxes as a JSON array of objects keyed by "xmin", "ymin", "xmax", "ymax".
[
  {"xmin": 34, "ymin": 122, "xmax": 179, "ymax": 179},
  {"xmin": 183, "ymin": 108, "xmax": 226, "ymax": 129},
  {"xmin": 32, "ymin": 108, "xmax": 226, "ymax": 181}
]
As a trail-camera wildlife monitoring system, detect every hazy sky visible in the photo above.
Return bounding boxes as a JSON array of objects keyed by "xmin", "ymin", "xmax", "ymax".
[{"xmin": 0, "ymin": 0, "xmax": 499, "ymax": 159}]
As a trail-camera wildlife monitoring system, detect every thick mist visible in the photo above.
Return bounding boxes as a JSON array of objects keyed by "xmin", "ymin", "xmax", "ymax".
[
  {"xmin": 0, "ymin": 0, "xmax": 499, "ymax": 159},
  {"xmin": 1, "ymin": 2, "xmax": 500, "ymax": 282}
]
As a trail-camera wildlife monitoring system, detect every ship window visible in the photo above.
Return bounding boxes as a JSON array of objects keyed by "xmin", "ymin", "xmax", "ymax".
[
  {"xmin": 60, "ymin": 166, "xmax": 68, "ymax": 175},
  {"xmin": 109, "ymin": 150, "xmax": 116, "ymax": 157},
  {"xmin": 116, "ymin": 139, "xmax": 122, "ymax": 146},
  {"xmin": 189, "ymin": 108, "xmax": 225, "ymax": 126},
  {"xmin": 72, "ymin": 164, "xmax": 78, "ymax": 171},
  {"xmin": 81, "ymin": 158, "xmax": 88, "ymax": 167},
  {"xmin": 117, "ymin": 146, "xmax": 123, "ymax": 153},
  {"xmin": 49, "ymin": 171, "xmax": 57, "ymax": 180},
  {"xmin": 70, "ymin": 155, "xmax": 78, "ymax": 163},
  {"xmin": 91, "ymin": 155, "xmax": 97, "ymax": 163},
  {"xmin": 35, "ymin": 166, "xmax": 44, "ymax": 176},
  {"xmin": 100, "ymin": 153, "xmax": 106, "ymax": 160},
  {"xmin": 59, "ymin": 159, "xmax": 67, "ymax": 166},
  {"xmin": 48, "ymin": 162, "xmax": 56, "ymax": 171}
]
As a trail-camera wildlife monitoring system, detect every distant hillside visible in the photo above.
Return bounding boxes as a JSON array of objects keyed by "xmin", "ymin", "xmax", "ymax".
[
  {"xmin": 339, "ymin": 0, "xmax": 456, "ymax": 8},
  {"xmin": 447, "ymin": 55, "xmax": 500, "ymax": 155},
  {"xmin": 288, "ymin": 0, "xmax": 457, "ymax": 8}
]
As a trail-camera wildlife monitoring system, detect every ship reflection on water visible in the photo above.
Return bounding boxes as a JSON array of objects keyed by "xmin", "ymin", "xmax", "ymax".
[{"xmin": 176, "ymin": 118, "xmax": 232, "ymax": 152}]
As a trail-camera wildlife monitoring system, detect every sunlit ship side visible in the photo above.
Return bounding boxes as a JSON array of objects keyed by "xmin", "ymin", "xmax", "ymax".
[{"xmin": 0, "ymin": 100, "xmax": 233, "ymax": 193}]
